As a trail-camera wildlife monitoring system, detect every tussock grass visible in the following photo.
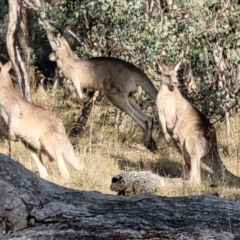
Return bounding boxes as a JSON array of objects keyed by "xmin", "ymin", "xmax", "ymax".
[{"xmin": 0, "ymin": 87, "xmax": 240, "ymax": 198}]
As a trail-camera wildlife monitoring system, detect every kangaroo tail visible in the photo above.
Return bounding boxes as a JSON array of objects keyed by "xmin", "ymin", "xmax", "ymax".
[
  {"xmin": 63, "ymin": 140, "xmax": 83, "ymax": 172},
  {"xmin": 204, "ymin": 147, "xmax": 240, "ymax": 187}
]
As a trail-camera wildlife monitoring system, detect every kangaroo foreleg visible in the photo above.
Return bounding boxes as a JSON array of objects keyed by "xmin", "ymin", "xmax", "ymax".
[
  {"xmin": 158, "ymin": 111, "xmax": 171, "ymax": 142},
  {"xmin": 71, "ymin": 74, "xmax": 84, "ymax": 99},
  {"xmin": 128, "ymin": 95, "xmax": 157, "ymax": 151},
  {"xmin": 30, "ymin": 150, "xmax": 49, "ymax": 179}
]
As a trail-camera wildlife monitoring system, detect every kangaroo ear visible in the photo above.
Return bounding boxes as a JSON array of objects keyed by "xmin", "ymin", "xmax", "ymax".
[
  {"xmin": 173, "ymin": 61, "xmax": 181, "ymax": 72},
  {"xmin": 53, "ymin": 34, "xmax": 62, "ymax": 48},
  {"xmin": 157, "ymin": 62, "xmax": 167, "ymax": 73},
  {"xmin": 2, "ymin": 61, "xmax": 12, "ymax": 73},
  {"xmin": 49, "ymin": 52, "xmax": 57, "ymax": 62},
  {"xmin": 55, "ymin": 37, "xmax": 61, "ymax": 47}
]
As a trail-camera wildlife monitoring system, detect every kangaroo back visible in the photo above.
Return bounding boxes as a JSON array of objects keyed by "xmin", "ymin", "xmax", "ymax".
[
  {"xmin": 51, "ymin": 36, "xmax": 158, "ymax": 101},
  {"xmin": 88, "ymin": 57, "xmax": 158, "ymax": 101},
  {"xmin": 119, "ymin": 59, "xmax": 158, "ymax": 101}
]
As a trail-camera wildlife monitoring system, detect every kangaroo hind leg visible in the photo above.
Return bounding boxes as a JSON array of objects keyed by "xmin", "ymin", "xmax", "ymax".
[
  {"xmin": 106, "ymin": 92, "xmax": 156, "ymax": 151},
  {"xmin": 128, "ymin": 95, "xmax": 156, "ymax": 151},
  {"xmin": 184, "ymin": 138, "xmax": 203, "ymax": 184}
]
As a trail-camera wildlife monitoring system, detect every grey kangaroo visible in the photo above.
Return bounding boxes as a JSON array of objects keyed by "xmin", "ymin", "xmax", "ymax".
[
  {"xmin": 49, "ymin": 35, "xmax": 158, "ymax": 151},
  {"xmin": 156, "ymin": 61, "xmax": 240, "ymax": 185},
  {"xmin": 0, "ymin": 61, "xmax": 83, "ymax": 179}
]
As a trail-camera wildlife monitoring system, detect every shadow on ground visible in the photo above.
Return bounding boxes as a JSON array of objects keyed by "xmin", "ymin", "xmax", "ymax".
[{"xmin": 111, "ymin": 152, "xmax": 216, "ymax": 182}]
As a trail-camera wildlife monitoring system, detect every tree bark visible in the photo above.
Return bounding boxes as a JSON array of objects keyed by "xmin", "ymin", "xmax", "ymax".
[
  {"xmin": 0, "ymin": 153, "xmax": 240, "ymax": 239},
  {"xmin": 213, "ymin": 43, "xmax": 233, "ymax": 152},
  {"xmin": 237, "ymin": 48, "xmax": 240, "ymax": 88},
  {"xmin": 7, "ymin": 0, "xmax": 32, "ymax": 102},
  {"xmin": 23, "ymin": 0, "xmax": 100, "ymax": 134},
  {"xmin": 23, "ymin": 0, "xmax": 57, "ymax": 50},
  {"xmin": 71, "ymin": 91, "xmax": 102, "ymax": 135}
]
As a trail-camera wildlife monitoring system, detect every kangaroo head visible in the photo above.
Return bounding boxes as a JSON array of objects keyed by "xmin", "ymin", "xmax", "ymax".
[
  {"xmin": 183, "ymin": 65, "xmax": 197, "ymax": 94},
  {"xmin": 158, "ymin": 61, "xmax": 181, "ymax": 91},
  {"xmin": 55, "ymin": 35, "xmax": 68, "ymax": 49},
  {"xmin": 53, "ymin": 35, "xmax": 74, "ymax": 59},
  {"xmin": 0, "ymin": 61, "xmax": 13, "ymax": 86}
]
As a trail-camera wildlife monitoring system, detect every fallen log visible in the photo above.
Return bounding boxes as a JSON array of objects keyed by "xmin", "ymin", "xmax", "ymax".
[{"xmin": 0, "ymin": 153, "xmax": 240, "ymax": 239}]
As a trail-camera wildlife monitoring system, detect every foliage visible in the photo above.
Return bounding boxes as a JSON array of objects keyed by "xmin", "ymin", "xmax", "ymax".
[
  {"xmin": 44, "ymin": 0, "xmax": 240, "ymax": 121},
  {"xmin": 0, "ymin": 1, "xmax": 9, "ymax": 62},
  {"xmin": 0, "ymin": 0, "xmax": 240, "ymax": 121}
]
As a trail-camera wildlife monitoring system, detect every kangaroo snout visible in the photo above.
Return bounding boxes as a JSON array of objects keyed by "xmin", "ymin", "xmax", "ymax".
[
  {"xmin": 168, "ymin": 81, "xmax": 178, "ymax": 91},
  {"xmin": 173, "ymin": 81, "xmax": 178, "ymax": 87}
]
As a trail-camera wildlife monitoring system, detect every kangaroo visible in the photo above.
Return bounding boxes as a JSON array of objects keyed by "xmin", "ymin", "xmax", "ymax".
[
  {"xmin": 183, "ymin": 63, "xmax": 197, "ymax": 94},
  {"xmin": 49, "ymin": 51, "xmax": 64, "ymax": 77},
  {"xmin": 0, "ymin": 61, "xmax": 83, "ymax": 179},
  {"xmin": 49, "ymin": 51, "xmax": 77, "ymax": 98},
  {"xmin": 49, "ymin": 36, "xmax": 158, "ymax": 151},
  {"xmin": 156, "ymin": 61, "xmax": 240, "ymax": 185}
]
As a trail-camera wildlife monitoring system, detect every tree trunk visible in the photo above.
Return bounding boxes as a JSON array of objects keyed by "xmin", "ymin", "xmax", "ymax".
[
  {"xmin": 213, "ymin": 43, "xmax": 233, "ymax": 152},
  {"xmin": 7, "ymin": 0, "xmax": 32, "ymax": 102},
  {"xmin": 0, "ymin": 153, "xmax": 240, "ymax": 239},
  {"xmin": 71, "ymin": 91, "xmax": 102, "ymax": 135},
  {"xmin": 236, "ymin": 48, "xmax": 240, "ymax": 88}
]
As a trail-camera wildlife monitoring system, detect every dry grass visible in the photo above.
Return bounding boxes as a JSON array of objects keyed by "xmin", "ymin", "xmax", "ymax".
[{"xmin": 1, "ymin": 86, "xmax": 240, "ymax": 199}]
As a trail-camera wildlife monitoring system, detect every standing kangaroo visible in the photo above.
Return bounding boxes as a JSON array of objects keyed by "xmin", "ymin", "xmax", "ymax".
[
  {"xmin": 49, "ymin": 36, "xmax": 158, "ymax": 151},
  {"xmin": 0, "ymin": 61, "xmax": 83, "ymax": 179},
  {"xmin": 156, "ymin": 61, "xmax": 240, "ymax": 185}
]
